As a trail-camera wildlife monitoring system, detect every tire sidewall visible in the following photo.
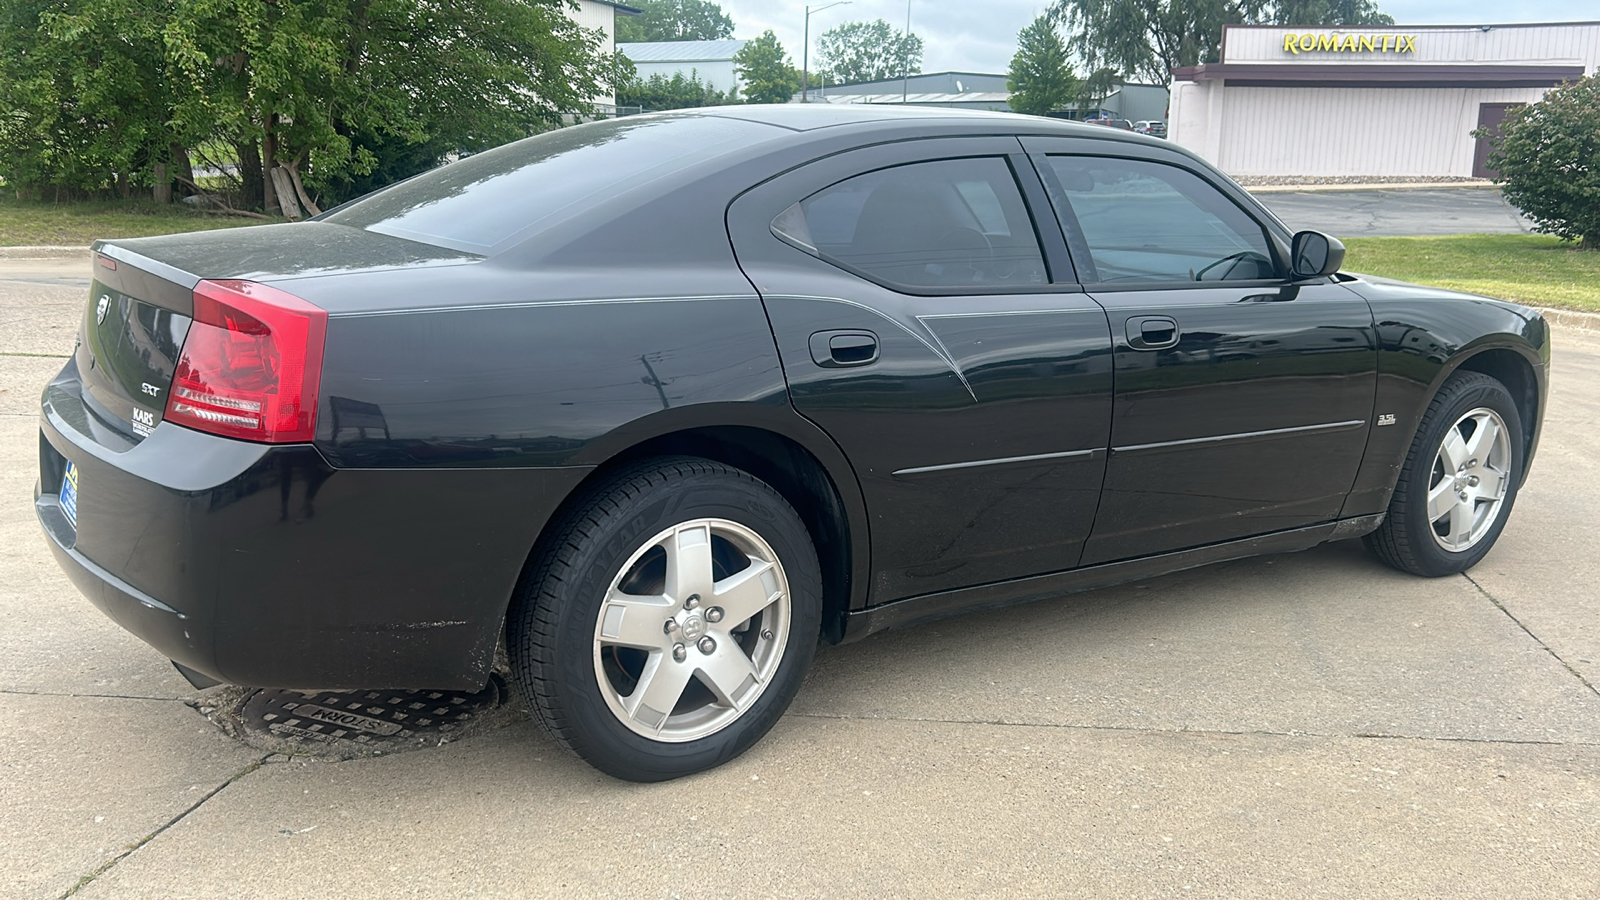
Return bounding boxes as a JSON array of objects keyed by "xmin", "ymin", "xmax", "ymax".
[{"xmin": 535, "ymin": 463, "xmax": 821, "ymax": 780}]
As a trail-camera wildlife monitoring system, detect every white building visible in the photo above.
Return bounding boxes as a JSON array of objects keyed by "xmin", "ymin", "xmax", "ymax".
[
  {"xmin": 568, "ymin": 1, "xmax": 642, "ymax": 109},
  {"xmin": 1169, "ymin": 21, "xmax": 1600, "ymax": 178},
  {"xmin": 617, "ymin": 40, "xmax": 748, "ymax": 95}
]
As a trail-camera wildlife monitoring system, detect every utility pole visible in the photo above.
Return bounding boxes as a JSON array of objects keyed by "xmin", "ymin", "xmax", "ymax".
[
  {"xmin": 802, "ymin": 2, "xmax": 851, "ymax": 103},
  {"xmin": 901, "ymin": 0, "xmax": 912, "ymax": 104}
]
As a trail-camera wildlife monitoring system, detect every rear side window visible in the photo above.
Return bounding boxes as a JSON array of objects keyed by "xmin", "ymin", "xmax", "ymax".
[
  {"xmin": 771, "ymin": 157, "xmax": 1048, "ymax": 291},
  {"xmin": 1044, "ymin": 157, "xmax": 1278, "ymax": 285},
  {"xmin": 323, "ymin": 115, "xmax": 776, "ymax": 255}
]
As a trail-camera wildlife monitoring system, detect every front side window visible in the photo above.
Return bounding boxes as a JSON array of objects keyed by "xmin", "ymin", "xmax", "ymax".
[
  {"xmin": 1044, "ymin": 157, "xmax": 1278, "ymax": 285},
  {"xmin": 772, "ymin": 157, "xmax": 1048, "ymax": 291}
]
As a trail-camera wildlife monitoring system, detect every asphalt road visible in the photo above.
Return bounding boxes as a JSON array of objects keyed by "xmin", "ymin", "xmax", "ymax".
[
  {"xmin": 3, "ymin": 255, "xmax": 1599, "ymax": 899},
  {"xmin": 1253, "ymin": 187, "xmax": 1534, "ymax": 239}
]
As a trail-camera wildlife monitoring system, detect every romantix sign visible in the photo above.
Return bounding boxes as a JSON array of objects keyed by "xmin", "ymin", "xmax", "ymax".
[{"xmin": 1282, "ymin": 33, "xmax": 1418, "ymax": 54}]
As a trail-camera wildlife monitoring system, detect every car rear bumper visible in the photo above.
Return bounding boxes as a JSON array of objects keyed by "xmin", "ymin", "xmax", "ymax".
[{"xmin": 37, "ymin": 363, "xmax": 592, "ymax": 690}]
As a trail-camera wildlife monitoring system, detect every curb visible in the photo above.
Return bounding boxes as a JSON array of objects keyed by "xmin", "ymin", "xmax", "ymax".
[
  {"xmin": 1537, "ymin": 307, "xmax": 1600, "ymax": 335},
  {"xmin": 0, "ymin": 245, "xmax": 91, "ymax": 260},
  {"xmin": 1246, "ymin": 182, "xmax": 1497, "ymax": 194}
]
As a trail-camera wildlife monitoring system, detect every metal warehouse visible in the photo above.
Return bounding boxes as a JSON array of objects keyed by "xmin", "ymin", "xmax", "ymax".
[{"xmin": 1169, "ymin": 21, "xmax": 1600, "ymax": 178}]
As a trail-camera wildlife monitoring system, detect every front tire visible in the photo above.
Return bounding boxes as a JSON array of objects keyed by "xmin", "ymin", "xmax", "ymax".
[
  {"xmin": 1365, "ymin": 371, "xmax": 1524, "ymax": 577},
  {"xmin": 508, "ymin": 457, "xmax": 821, "ymax": 782}
]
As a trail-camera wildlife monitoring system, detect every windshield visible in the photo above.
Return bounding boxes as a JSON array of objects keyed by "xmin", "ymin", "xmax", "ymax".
[{"xmin": 323, "ymin": 115, "xmax": 778, "ymax": 255}]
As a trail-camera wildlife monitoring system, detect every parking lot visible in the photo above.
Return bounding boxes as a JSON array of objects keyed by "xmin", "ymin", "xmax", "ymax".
[
  {"xmin": 1253, "ymin": 187, "xmax": 1534, "ymax": 238},
  {"xmin": 3, "ymin": 253, "xmax": 1598, "ymax": 898}
]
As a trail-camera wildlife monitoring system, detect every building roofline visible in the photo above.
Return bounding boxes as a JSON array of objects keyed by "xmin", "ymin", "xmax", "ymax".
[
  {"xmin": 1221, "ymin": 20, "xmax": 1600, "ymax": 30},
  {"xmin": 1174, "ymin": 62, "xmax": 1585, "ymax": 89},
  {"xmin": 588, "ymin": 0, "xmax": 643, "ymax": 15},
  {"xmin": 821, "ymin": 70, "xmax": 1007, "ymax": 90}
]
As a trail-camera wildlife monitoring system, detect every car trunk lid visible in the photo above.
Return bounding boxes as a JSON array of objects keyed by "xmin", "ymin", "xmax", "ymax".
[
  {"xmin": 74, "ymin": 250, "xmax": 198, "ymax": 443},
  {"xmin": 70, "ymin": 224, "xmax": 479, "ymax": 447}
]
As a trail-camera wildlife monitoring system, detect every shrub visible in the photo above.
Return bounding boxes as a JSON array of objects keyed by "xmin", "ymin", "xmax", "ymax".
[{"xmin": 1481, "ymin": 76, "xmax": 1600, "ymax": 250}]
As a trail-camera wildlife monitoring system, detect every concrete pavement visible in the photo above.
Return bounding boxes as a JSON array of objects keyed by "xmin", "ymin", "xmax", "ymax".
[
  {"xmin": 3, "ymin": 259, "xmax": 1599, "ymax": 898},
  {"xmin": 1253, "ymin": 188, "xmax": 1534, "ymax": 239}
]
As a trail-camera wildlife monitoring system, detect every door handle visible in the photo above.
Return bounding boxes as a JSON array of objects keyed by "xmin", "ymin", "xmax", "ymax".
[
  {"xmin": 1126, "ymin": 316, "xmax": 1179, "ymax": 351},
  {"xmin": 809, "ymin": 330, "xmax": 879, "ymax": 368}
]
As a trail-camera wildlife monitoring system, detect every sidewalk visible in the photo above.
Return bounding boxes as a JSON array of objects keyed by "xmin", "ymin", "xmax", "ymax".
[{"xmin": 4, "ymin": 260, "xmax": 1600, "ymax": 899}]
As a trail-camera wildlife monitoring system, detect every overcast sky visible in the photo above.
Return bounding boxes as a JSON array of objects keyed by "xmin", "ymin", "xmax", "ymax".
[{"xmin": 717, "ymin": 0, "xmax": 1599, "ymax": 76}]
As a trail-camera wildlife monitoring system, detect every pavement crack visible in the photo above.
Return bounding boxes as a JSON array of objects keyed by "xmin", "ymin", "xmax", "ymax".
[
  {"xmin": 57, "ymin": 754, "xmax": 269, "ymax": 899},
  {"xmin": 1464, "ymin": 571, "xmax": 1600, "ymax": 697},
  {"xmin": 0, "ymin": 688, "xmax": 186, "ymax": 702},
  {"xmin": 790, "ymin": 711, "xmax": 1600, "ymax": 747}
]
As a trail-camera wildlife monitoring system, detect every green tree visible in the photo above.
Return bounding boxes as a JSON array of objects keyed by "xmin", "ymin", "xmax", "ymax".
[
  {"xmin": 1008, "ymin": 16, "xmax": 1080, "ymax": 115},
  {"xmin": 615, "ymin": 0, "xmax": 734, "ymax": 42},
  {"xmin": 735, "ymin": 30, "xmax": 800, "ymax": 104},
  {"xmin": 0, "ymin": 0, "xmax": 197, "ymax": 200},
  {"xmin": 1480, "ymin": 76, "xmax": 1600, "ymax": 250},
  {"xmin": 0, "ymin": 0, "xmax": 620, "ymax": 211},
  {"xmin": 815, "ymin": 19, "xmax": 923, "ymax": 86},
  {"xmin": 1273, "ymin": 0, "xmax": 1393, "ymax": 25},
  {"xmin": 1047, "ymin": 0, "xmax": 1393, "ymax": 86},
  {"xmin": 617, "ymin": 70, "xmax": 736, "ymax": 111}
]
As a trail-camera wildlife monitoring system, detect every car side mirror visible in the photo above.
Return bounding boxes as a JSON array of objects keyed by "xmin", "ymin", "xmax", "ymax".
[{"xmin": 1291, "ymin": 230, "xmax": 1345, "ymax": 280}]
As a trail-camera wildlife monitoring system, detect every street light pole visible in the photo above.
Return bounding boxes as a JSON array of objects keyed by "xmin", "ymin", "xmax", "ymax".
[
  {"xmin": 901, "ymin": 0, "xmax": 912, "ymax": 104},
  {"xmin": 802, "ymin": 1, "xmax": 851, "ymax": 103}
]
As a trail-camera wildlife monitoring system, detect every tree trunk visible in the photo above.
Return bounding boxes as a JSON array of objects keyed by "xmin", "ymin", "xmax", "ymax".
[
  {"xmin": 238, "ymin": 141, "xmax": 264, "ymax": 211},
  {"xmin": 282, "ymin": 159, "xmax": 322, "ymax": 216},
  {"xmin": 172, "ymin": 144, "xmax": 195, "ymax": 197},
  {"xmin": 270, "ymin": 167, "xmax": 303, "ymax": 219},
  {"xmin": 152, "ymin": 163, "xmax": 171, "ymax": 204},
  {"xmin": 262, "ymin": 116, "xmax": 279, "ymax": 216}
]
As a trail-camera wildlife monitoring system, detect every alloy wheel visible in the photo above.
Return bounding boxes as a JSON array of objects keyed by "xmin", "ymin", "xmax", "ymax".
[
  {"xmin": 591, "ymin": 518, "xmax": 790, "ymax": 742},
  {"xmin": 1427, "ymin": 406, "xmax": 1512, "ymax": 552}
]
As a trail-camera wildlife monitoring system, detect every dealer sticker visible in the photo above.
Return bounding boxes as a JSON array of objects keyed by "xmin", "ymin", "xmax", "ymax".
[{"xmin": 60, "ymin": 461, "xmax": 79, "ymax": 528}]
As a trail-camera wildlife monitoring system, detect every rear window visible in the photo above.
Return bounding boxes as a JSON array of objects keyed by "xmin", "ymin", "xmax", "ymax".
[{"xmin": 323, "ymin": 115, "xmax": 776, "ymax": 255}]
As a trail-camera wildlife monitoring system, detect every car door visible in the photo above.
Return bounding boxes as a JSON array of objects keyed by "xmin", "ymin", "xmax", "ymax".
[
  {"xmin": 726, "ymin": 137, "xmax": 1114, "ymax": 604},
  {"xmin": 1022, "ymin": 138, "xmax": 1377, "ymax": 565}
]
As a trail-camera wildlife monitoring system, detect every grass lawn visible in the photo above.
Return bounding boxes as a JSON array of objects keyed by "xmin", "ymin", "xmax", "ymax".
[
  {"xmin": 3, "ymin": 198, "xmax": 1595, "ymax": 314},
  {"xmin": 1343, "ymin": 234, "xmax": 1600, "ymax": 312},
  {"xmin": 0, "ymin": 196, "xmax": 275, "ymax": 247}
]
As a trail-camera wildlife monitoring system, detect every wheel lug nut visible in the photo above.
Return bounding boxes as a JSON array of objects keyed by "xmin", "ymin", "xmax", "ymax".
[
  {"xmin": 664, "ymin": 619, "xmax": 678, "ymax": 634},
  {"xmin": 1459, "ymin": 491, "xmax": 1469, "ymax": 501},
  {"xmin": 672, "ymin": 643, "xmax": 687, "ymax": 662},
  {"xmin": 705, "ymin": 607, "xmax": 724, "ymax": 624},
  {"xmin": 1468, "ymin": 475, "xmax": 1480, "ymax": 486},
  {"xmin": 697, "ymin": 636, "xmax": 716, "ymax": 654},
  {"xmin": 685, "ymin": 594, "xmax": 700, "ymax": 610}
]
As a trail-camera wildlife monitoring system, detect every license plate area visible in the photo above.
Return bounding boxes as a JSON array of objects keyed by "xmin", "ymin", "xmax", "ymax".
[{"xmin": 60, "ymin": 461, "xmax": 80, "ymax": 529}]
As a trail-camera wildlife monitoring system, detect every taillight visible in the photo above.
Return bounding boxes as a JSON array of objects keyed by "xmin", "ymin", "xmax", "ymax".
[{"xmin": 165, "ymin": 280, "xmax": 327, "ymax": 443}]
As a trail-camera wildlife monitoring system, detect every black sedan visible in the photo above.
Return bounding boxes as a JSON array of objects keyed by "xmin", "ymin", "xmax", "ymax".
[{"xmin": 36, "ymin": 106, "xmax": 1548, "ymax": 781}]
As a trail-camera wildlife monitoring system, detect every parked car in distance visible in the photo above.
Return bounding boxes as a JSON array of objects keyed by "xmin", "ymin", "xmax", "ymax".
[
  {"xmin": 1134, "ymin": 120, "xmax": 1168, "ymax": 138},
  {"xmin": 1087, "ymin": 117, "xmax": 1135, "ymax": 130},
  {"xmin": 38, "ymin": 105, "xmax": 1548, "ymax": 782}
]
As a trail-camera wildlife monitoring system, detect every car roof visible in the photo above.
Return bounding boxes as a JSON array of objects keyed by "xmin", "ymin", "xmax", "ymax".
[{"xmin": 688, "ymin": 103, "xmax": 1140, "ymax": 141}]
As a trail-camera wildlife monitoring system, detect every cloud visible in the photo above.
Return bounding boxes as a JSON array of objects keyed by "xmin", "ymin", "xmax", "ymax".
[
  {"xmin": 722, "ymin": 0, "xmax": 1046, "ymax": 75},
  {"xmin": 715, "ymin": 0, "xmax": 1589, "ymax": 76}
]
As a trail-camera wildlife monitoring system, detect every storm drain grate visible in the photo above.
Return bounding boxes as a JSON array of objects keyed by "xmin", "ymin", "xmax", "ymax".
[{"xmin": 231, "ymin": 675, "xmax": 507, "ymax": 756}]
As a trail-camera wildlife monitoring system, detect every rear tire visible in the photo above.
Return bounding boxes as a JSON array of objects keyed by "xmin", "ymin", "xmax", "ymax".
[
  {"xmin": 1365, "ymin": 371, "xmax": 1524, "ymax": 577},
  {"xmin": 508, "ymin": 457, "xmax": 821, "ymax": 782}
]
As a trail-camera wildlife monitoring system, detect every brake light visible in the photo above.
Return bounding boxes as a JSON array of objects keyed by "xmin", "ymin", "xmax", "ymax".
[{"xmin": 165, "ymin": 280, "xmax": 327, "ymax": 442}]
